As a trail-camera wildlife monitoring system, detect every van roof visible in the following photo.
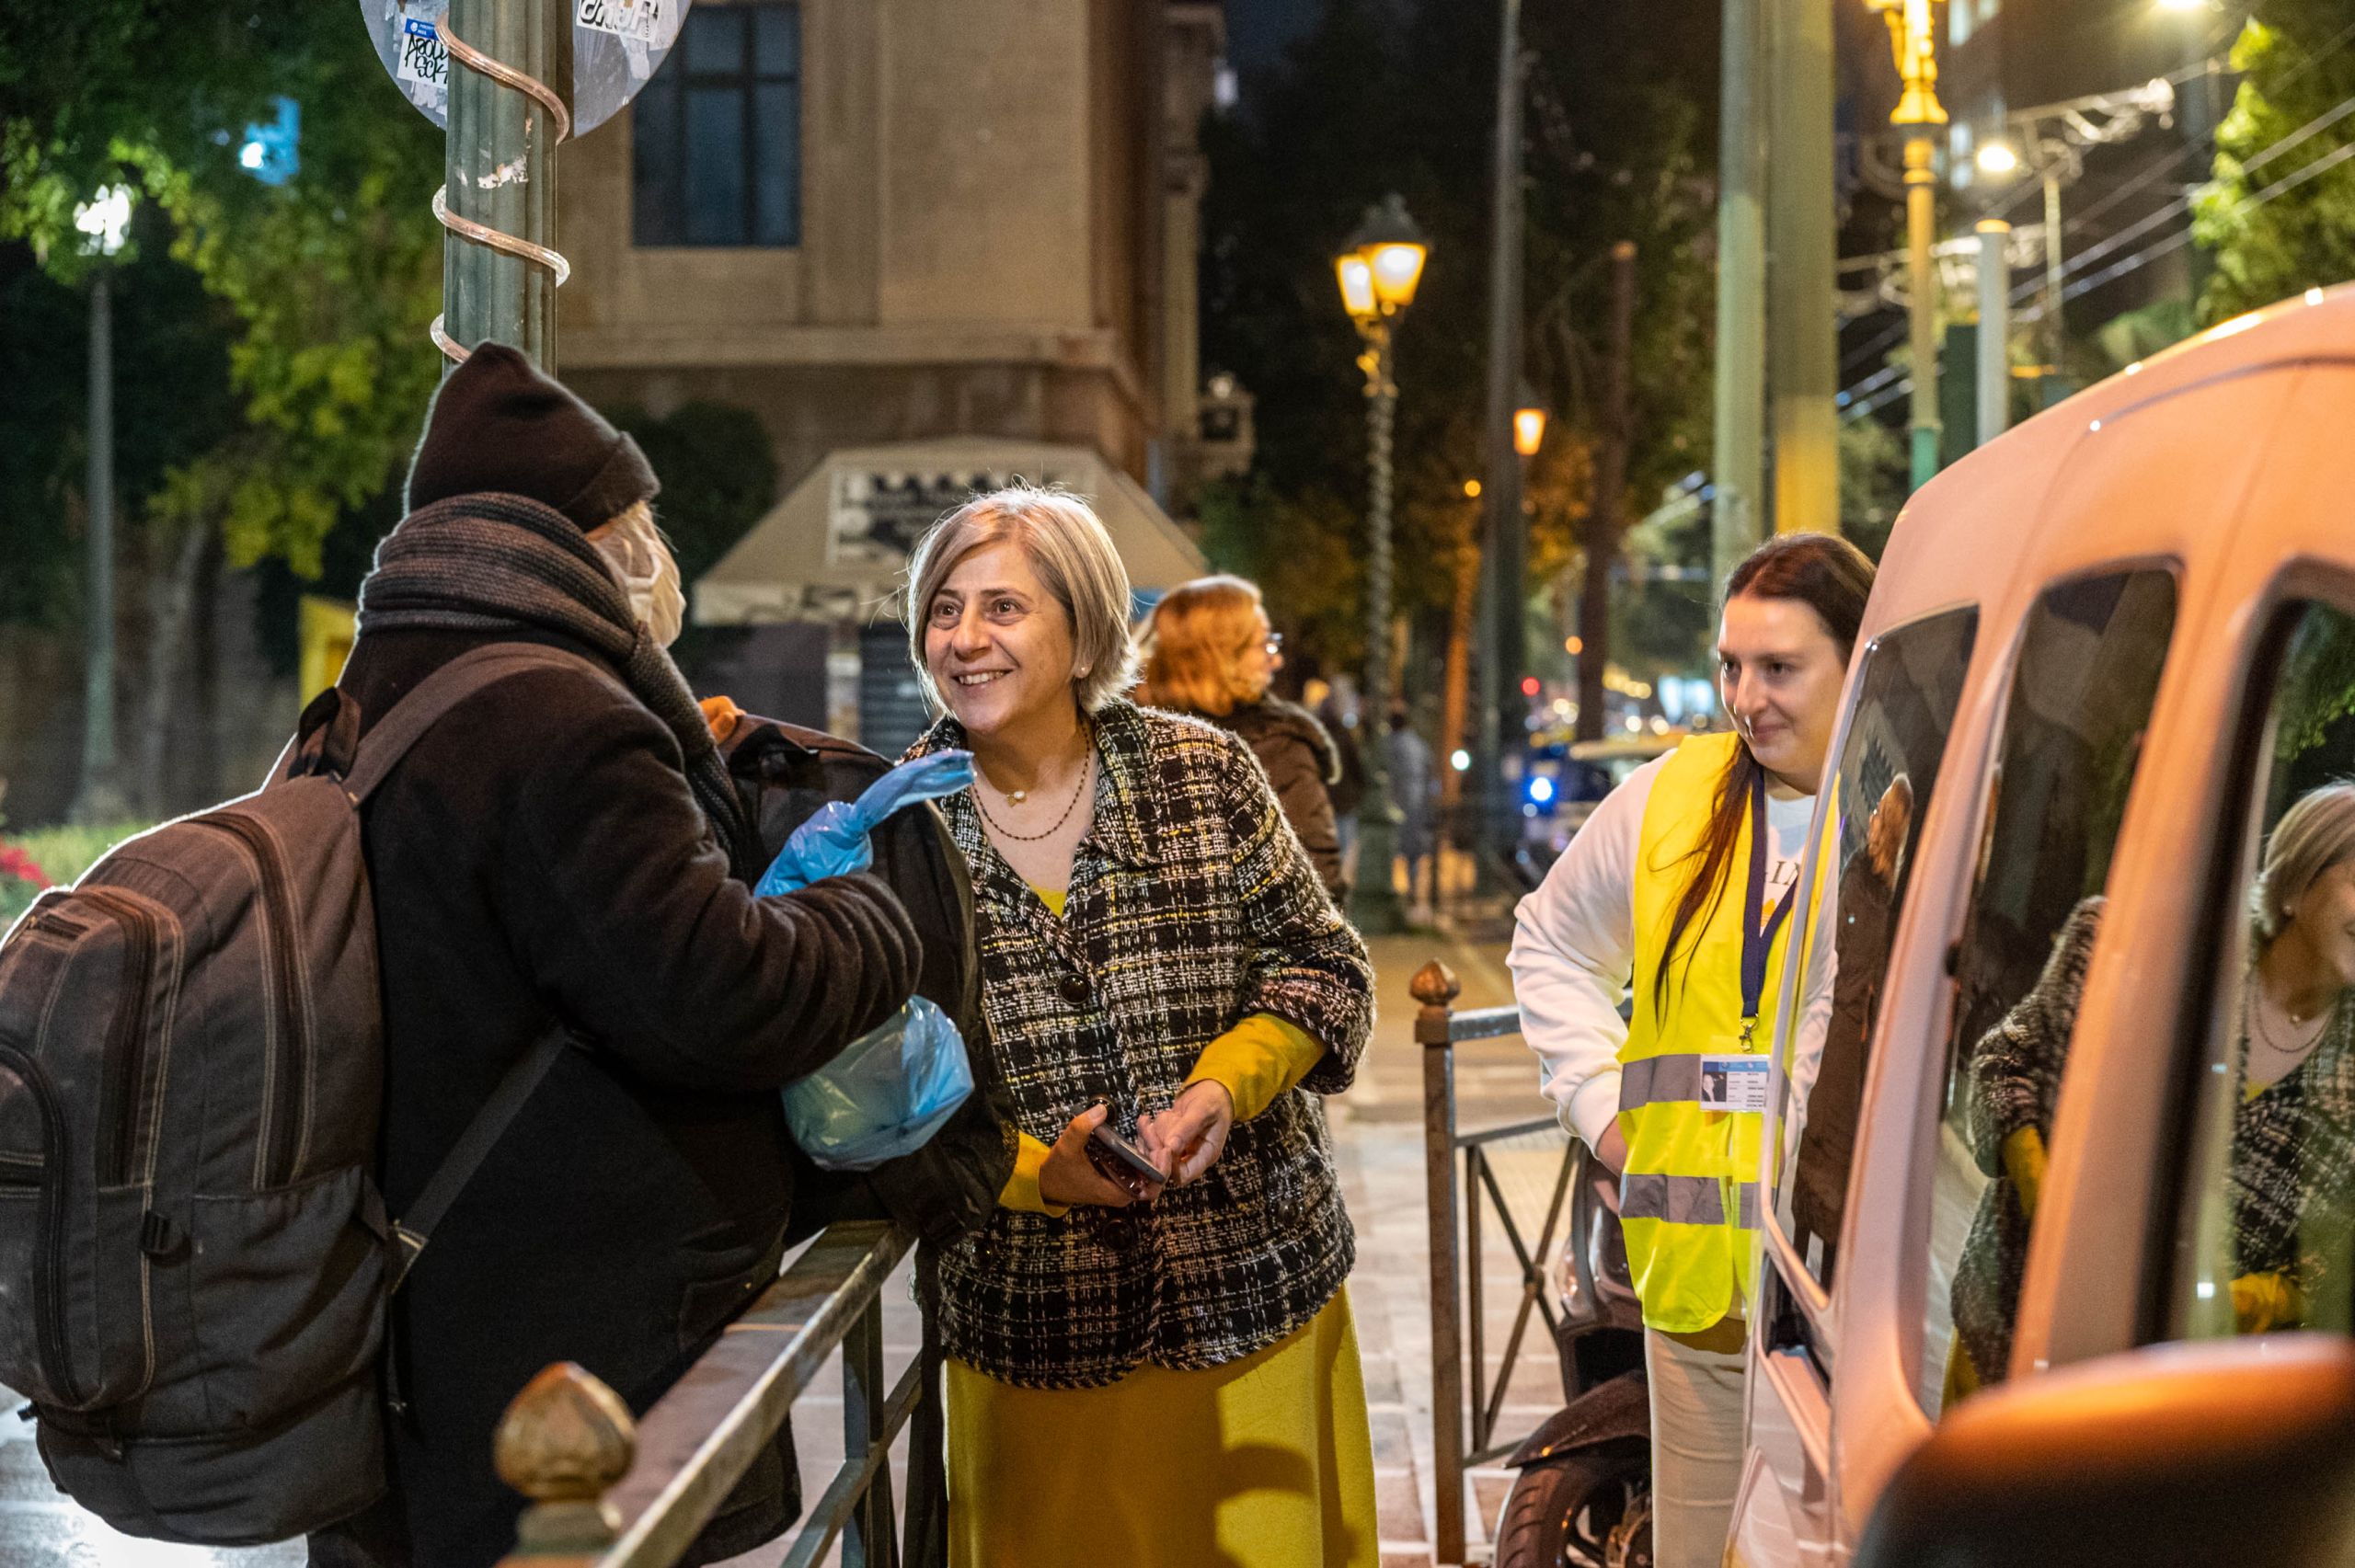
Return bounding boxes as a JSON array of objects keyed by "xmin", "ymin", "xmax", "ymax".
[{"xmin": 1863, "ymin": 281, "xmax": 2355, "ymax": 647}]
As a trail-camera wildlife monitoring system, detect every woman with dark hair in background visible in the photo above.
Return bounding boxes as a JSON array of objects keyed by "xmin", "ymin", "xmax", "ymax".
[
  {"xmin": 1507, "ymin": 532, "xmax": 1876, "ymax": 1568},
  {"xmin": 1135, "ymin": 574, "xmax": 1349, "ymax": 903}
]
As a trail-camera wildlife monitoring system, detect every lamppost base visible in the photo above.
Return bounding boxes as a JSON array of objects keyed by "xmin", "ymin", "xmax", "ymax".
[
  {"xmin": 69, "ymin": 778, "xmax": 133, "ymax": 828},
  {"xmin": 1349, "ymin": 814, "xmax": 1407, "ymax": 936}
]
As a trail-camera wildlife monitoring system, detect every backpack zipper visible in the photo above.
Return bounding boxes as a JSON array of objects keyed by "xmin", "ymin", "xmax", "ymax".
[
  {"xmin": 71, "ymin": 890, "xmax": 158, "ymax": 1189},
  {"xmin": 0, "ymin": 1042, "xmax": 84, "ymax": 1408},
  {"xmin": 193, "ymin": 814, "xmax": 312, "ymax": 1188}
]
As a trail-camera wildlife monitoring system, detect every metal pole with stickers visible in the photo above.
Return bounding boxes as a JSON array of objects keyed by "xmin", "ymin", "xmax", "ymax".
[{"xmin": 360, "ymin": 0, "xmax": 691, "ymax": 372}]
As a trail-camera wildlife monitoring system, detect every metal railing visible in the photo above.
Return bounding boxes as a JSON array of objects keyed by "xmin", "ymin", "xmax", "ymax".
[
  {"xmin": 492, "ymin": 1219, "xmax": 930, "ymax": 1568},
  {"xmin": 1415, "ymin": 962, "xmax": 1579, "ymax": 1566}
]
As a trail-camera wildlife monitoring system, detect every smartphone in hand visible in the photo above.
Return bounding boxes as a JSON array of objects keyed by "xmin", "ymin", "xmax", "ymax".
[{"xmin": 1086, "ymin": 1122, "xmax": 1166, "ymax": 1199}]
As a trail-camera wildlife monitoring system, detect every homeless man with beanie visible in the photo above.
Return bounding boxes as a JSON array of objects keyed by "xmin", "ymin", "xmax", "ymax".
[
  {"xmin": 303, "ymin": 345, "xmax": 923, "ymax": 1568},
  {"xmin": 901, "ymin": 487, "xmax": 1379, "ymax": 1568}
]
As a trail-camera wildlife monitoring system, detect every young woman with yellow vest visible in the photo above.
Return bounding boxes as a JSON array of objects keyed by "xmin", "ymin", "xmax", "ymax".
[{"xmin": 1508, "ymin": 533, "xmax": 1874, "ymax": 1568}]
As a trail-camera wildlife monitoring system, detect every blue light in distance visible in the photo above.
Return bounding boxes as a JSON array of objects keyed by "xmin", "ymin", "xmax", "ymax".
[
  {"xmin": 1528, "ymin": 774, "xmax": 1556, "ymax": 804},
  {"xmin": 238, "ymin": 97, "xmax": 301, "ymax": 187}
]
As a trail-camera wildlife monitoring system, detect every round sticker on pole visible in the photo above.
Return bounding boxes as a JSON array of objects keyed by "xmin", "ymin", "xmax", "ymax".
[{"xmin": 360, "ymin": 0, "xmax": 689, "ymax": 133}]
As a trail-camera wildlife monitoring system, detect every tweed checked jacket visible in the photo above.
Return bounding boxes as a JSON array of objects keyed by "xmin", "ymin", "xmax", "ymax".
[{"xmin": 906, "ymin": 700, "xmax": 1375, "ymax": 1388}]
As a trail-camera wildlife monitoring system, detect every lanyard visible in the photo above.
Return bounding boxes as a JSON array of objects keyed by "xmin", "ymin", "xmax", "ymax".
[{"xmin": 1740, "ymin": 772, "xmax": 1798, "ymax": 1047}]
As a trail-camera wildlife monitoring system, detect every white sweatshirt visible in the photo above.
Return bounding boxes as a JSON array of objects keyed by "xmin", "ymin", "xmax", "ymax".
[{"xmin": 1508, "ymin": 754, "xmax": 1820, "ymax": 1154}]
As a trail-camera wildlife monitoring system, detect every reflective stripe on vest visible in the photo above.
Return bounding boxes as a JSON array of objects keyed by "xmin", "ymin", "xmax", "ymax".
[
  {"xmin": 1621, "ymin": 1173, "xmax": 1763, "ymax": 1229},
  {"xmin": 1614, "ymin": 732, "xmax": 1829, "ymax": 1336}
]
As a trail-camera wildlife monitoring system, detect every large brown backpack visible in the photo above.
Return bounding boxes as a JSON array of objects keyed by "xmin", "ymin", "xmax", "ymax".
[{"xmin": 0, "ymin": 644, "xmax": 585, "ymax": 1544}]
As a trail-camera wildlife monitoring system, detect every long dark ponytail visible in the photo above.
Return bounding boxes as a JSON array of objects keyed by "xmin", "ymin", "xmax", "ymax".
[{"xmin": 1651, "ymin": 532, "xmax": 1875, "ymax": 1014}]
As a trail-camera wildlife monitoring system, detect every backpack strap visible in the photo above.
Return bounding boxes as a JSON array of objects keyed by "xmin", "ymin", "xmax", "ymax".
[
  {"xmin": 339, "ymin": 641, "xmax": 605, "ymax": 804},
  {"xmin": 388, "ymin": 1029, "xmax": 567, "ymax": 1290}
]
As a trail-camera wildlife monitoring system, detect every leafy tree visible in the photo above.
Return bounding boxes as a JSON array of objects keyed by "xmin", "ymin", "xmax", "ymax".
[
  {"xmin": 2194, "ymin": 1, "xmax": 2355, "ymax": 324},
  {"xmin": 1197, "ymin": 0, "xmax": 1718, "ymax": 701},
  {"xmin": 2, "ymin": 5, "xmax": 443, "ymax": 581}
]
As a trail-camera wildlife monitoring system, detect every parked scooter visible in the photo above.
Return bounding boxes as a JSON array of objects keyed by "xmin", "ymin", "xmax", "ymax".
[{"xmin": 1491, "ymin": 1142, "xmax": 1652, "ymax": 1568}]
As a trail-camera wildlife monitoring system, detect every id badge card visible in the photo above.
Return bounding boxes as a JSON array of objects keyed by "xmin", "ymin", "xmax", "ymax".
[{"xmin": 1697, "ymin": 1050, "xmax": 1770, "ymax": 1114}]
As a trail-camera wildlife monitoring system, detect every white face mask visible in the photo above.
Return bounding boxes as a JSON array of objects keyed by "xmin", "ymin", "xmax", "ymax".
[{"xmin": 587, "ymin": 504, "xmax": 686, "ymax": 647}]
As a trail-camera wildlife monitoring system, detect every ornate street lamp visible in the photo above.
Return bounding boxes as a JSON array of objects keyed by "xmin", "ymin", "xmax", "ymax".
[
  {"xmin": 1867, "ymin": 0, "xmax": 1948, "ymax": 491},
  {"xmin": 1335, "ymin": 193, "xmax": 1427, "ymax": 934}
]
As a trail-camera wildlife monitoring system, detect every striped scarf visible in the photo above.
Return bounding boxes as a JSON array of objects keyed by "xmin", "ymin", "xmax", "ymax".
[{"xmin": 356, "ymin": 492, "xmax": 762, "ymax": 881}]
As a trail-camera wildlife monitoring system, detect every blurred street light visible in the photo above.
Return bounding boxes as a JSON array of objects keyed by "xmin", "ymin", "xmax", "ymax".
[
  {"xmin": 1512, "ymin": 388, "xmax": 1548, "ymax": 458},
  {"xmin": 1334, "ymin": 193, "xmax": 1428, "ymax": 935},
  {"xmin": 1974, "ymin": 138, "xmax": 2021, "ymax": 177}
]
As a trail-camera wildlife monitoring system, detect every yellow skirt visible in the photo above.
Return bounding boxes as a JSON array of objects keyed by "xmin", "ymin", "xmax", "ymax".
[{"xmin": 946, "ymin": 1288, "xmax": 1379, "ymax": 1568}]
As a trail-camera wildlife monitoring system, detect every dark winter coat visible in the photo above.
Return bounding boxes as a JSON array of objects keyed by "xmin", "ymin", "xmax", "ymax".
[
  {"xmin": 908, "ymin": 701, "xmax": 1373, "ymax": 1387},
  {"xmin": 304, "ymin": 624, "xmax": 920, "ymax": 1568},
  {"xmin": 1208, "ymin": 696, "xmax": 1349, "ymax": 901}
]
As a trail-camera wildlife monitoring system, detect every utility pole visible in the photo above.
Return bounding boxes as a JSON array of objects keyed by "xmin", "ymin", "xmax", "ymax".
[
  {"xmin": 69, "ymin": 186, "xmax": 132, "ymax": 825},
  {"xmin": 1768, "ymin": 0, "xmax": 1840, "ymax": 534},
  {"xmin": 74, "ymin": 267, "xmax": 121, "ymax": 823},
  {"xmin": 1872, "ymin": 0, "xmax": 1947, "ymax": 491},
  {"xmin": 1578, "ymin": 243, "xmax": 1637, "ymax": 745},
  {"xmin": 1976, "ymin": 219, "xmax": 2010, "ymax": 445},
  {"xmin": 437, "ymin": 0, "xmax": 572, "ymax": 368},
  {"xmin": 1476, "ymin": 0, "xmax": 1527, "ymax": 877},
  {"xmin": 1712, "ymin": 0, "xmax": 1767, "ymax": 582}
]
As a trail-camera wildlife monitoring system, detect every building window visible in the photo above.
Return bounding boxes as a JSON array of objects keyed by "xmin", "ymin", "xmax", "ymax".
[{"xmin": 632, "ymin": 3, "xmax": 800, "ymax": 247}]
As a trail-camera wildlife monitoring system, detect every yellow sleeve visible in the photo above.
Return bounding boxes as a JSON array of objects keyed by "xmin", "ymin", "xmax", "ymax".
[
  {"xmin": 1185, "ymin": 1014, "xmax": 1327, "ymax": 1122},
  {"xmin": 999, "ymin": 1132, "xmax": 1071, "ymax": 1217}
]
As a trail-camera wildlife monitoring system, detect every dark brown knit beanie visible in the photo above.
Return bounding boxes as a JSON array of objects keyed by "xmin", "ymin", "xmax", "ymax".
[{"xmin": 402, "ymin": 342, "xmax": 659, "ymax": 531}]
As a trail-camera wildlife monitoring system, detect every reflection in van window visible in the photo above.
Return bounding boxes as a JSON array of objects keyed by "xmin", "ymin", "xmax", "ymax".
[
  {"xmin": 2174, "ymin": 603, "xmax": 2355, "ymax": 1343},
  {"xmin": 1777, "ymin": 608, "xmax": 1977, "ymax": 1298},
  {"xmin": 1924, "ymin": 569, "xmax": 2177, "ymax": 1413}
]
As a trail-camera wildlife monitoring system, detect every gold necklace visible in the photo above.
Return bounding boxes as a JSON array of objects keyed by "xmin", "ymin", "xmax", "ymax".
[
  {"xmin": 2246, "ymin": 986, "xmax": 2327, "ymax": 1061},
  {"xmin": 974, "ymin": 745, "xmax": 1092, "ymax": 843}
]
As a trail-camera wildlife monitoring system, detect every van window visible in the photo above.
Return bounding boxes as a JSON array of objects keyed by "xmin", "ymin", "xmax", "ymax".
[
  {"xmin": 1775, "ymin": 607, "xmax": 1978, "ymax": 1296},
  {"xmin": 2167, "ymin": 600, "xmax": 2355, "ymax": 1345},
  {"xmin": 1918, "ymin": 568, "xmax": 2177, "ymax": 1414}
]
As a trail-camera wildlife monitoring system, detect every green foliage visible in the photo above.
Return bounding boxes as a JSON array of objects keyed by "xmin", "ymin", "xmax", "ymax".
[
  {"xmin": 1840, "ymin": 417, "xmax": 1908, "ymax": 563},
  {"xmin": 1, "ymin": 5, "xmax": 445, "ymax": 579},
  {"xmin": 606, "ymin": 402, "xmax": 781, "ymax": 588},
  {"xmin": 2274, "ymin": 602, "xmax": 2355, "ymax": 766},
  {"xmin": 0, "ymin": 214, "xmax": 240, "ymax": 628},
  {"xmin": 2194, "ymin": 4, "xmax": 2355, "ymax": 324},
  {"xmin": 0, "ymin": 820, "xmax": 149, "ymax": 927}
]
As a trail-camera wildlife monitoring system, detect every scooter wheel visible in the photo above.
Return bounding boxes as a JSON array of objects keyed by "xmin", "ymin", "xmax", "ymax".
[{"xmin": 1493, "ymin": 1441, "xmax": 1651, "ymax": 1568}]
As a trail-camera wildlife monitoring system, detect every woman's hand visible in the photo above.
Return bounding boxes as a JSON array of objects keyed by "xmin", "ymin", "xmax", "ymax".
[
  {"xmin": 1592, "ymin": 1124, "xmax": 1629, "ymax": 1178},
  {"xmin": 1140, "ymin": 1081, "xmax": 1235, "ymax": 1187},
  {"xmin": 1039, "ymin": 1104, "xmax": 1164, "ymax": 1208}
]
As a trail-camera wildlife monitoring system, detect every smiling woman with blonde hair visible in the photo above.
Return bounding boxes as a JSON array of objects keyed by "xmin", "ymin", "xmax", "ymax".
[
  {"xmin": 901, "ymin": 487, "xmax": 1379, "ymax": 1567},
  {"xmin": 1136, "ymin": 575, "xmax": 1348, "ymax": 900}
]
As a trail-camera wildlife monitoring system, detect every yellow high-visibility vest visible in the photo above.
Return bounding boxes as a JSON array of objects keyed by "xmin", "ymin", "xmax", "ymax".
[{"xmin": 1617, "ymin": 731, "xmax": 1825, "ymax": 1333}]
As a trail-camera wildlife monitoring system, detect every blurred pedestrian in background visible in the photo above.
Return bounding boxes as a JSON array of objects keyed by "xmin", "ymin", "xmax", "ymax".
[
  {"xmin": 903, "ymin": 488, "xmax": 1378, "ymax": 1567},
  {"xmin": 1382, "ymin": 708, "xmax": 1436, "ymax": 920},
  {"xmin": 1135, "ymin": 574, "xmax": 1349, "ymax": 903}
]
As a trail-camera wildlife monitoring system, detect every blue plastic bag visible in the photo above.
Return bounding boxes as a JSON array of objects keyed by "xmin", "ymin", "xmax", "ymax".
[
  {"xmin": 764, "ymin": 750, "xmax": 979, "ymax": 1171},
  {"xmin": 782, "ymin": 996, "xmax": 974, "ymax": 1172}
]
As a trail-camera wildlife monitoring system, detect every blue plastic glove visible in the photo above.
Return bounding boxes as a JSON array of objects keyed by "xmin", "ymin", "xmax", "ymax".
[{"xmin": 756, "ymin": 749, "xmax": 974, "ymax": 896}]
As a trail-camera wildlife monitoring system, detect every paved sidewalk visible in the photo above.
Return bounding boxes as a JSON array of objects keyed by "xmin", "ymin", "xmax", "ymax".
[{"xmin": 1340, "ymin": 930, "xmax": 1568, "ymax": 1568}]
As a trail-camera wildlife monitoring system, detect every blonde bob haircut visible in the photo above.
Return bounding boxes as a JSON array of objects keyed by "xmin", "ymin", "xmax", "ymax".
[
  {"xmin": 1135, "ymin": 575, "xmax": 1269, "ymax": 719},
  {"xmin": 2251, "ymin": 781, "xmax": 2355, "ymax": 945},
  {"xmin": 903, "ymin": 484, "xmax": 1139, "ymax": 715}
]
